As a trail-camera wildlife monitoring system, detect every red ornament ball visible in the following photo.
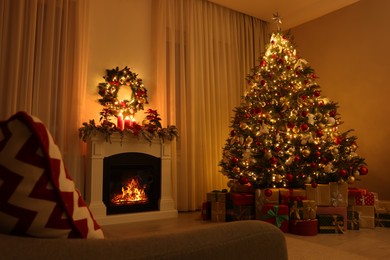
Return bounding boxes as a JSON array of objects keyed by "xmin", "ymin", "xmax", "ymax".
[
  {"xmin": 313, "ymin": 90, "xmax": 321, "ymax": 97},
  {"xmin": 300, "ymin": 123, "xmax": 309, "ymax": 132},
  {"xmin": 339, "ymin": 169, "xmax": 348, "ymax": 177},
  {"xmin": 231, "ymin": 157, "xmax": 239, "ymax": 164},
  {"xmin": 329, "ymin": 110, "xmax": 337, "ymax": 117},
  {"xmin": 239, "ymin": 176, "xmax": 249, "ymax": 185},
  {"xmin": 286, "ymin": 173, "xmax": 294, "ymax": 182},
  {"xmin": 311, "ymin": 182, "xmax": 318, "ymax": 188},
  {"xmin": 269, "ymin": 157, "xmax": 278, "ymax": 165},
  {"xmin": 359, "ymin": 166, "xmax": 368, "ymax": 176},
  {"xmin": 264, "ymin": 188, "xmax": 273, "ymax": 197},
  {"xmin": 287, "ymin": 122, "xmax": 295, "ymax": 129},
  {"xmin": 316, "ymin": 129, "xmax": 323, "ymax": 137},
  {"xmin": 301, "ymin": 111, "xmax": 308, "ymax": 117}
]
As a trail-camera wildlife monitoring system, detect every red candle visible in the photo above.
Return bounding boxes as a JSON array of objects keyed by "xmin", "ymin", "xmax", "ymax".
[
  {"xmin": 124, "ymin": 116, "xmax": 131, "ymax": 129},
  {"xmin": 117, "ymin": 114, "xmax": 124, "ymax": 130}
]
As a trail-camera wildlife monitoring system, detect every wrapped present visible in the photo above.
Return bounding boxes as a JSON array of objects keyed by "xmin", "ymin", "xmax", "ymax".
[
  {"xmin": 289, "ymin": 219, "xmax": 318, "ymax": 236},
  {"xmin": 316, "ymin": 206, "xmax": 347, "ymax": 231},
  {"xmin": 374, "ymin": 201, "xmax": 389, "ymax": 227},
  {"xmin": 302, "ymin": 200, "xmax": 317, "ymax": 220},
  {"xmin": 354, "ymin": 192, "xmax": 376, "ymax": 206},
  {"xmin": 348, "ymin": 188, "xmax": 367, "ymax": 197},
  {"xmin": 230, "ymin": 182, "xmax": 255, "ymax": 193},
  {"xmin": 201, "ymin": 201, "xmax": 211, "ymax": 221},
  {"xmin": 279, "ymin": 188, "xmax": 306, "ymax": 205},
  {"xmin": 211, "ymin": 201, "xmax": 225, "ymax": 222},
  {"xmin": 352, "ymin": 205, "xmax": 375, "ymax": 229},
  {"xmin": 260, "ymin": 204, "xmax": 289, "ymax": 233},
  {"xmin": 289, "ymin": 200, "xmax": 303, "ymax": 220},
  {"xmin": 347, "ymin": 209, "xmax": 359, "ymax": 230},
  {"xmin": 329, "ymin": 182, "xmax": 348, "ymax": 207},
  {"xmin": 306, "ymin": 184, "xmax": 331, "ymax": 206},
  {"xmin": 207, "ymin": 190, "xmax": 228, "ymax": 203},
  {"xmin": 231, "ymin": 192, "xmax": 254, "ymax": 205},
  {"xmin": 254, "ymin": 189, "xmax": 279, "ymax": 220},
  {"xmin": 233, "ymin": 204, "xmax": 255, "ymax": 221},
  {"xmin": 318, "ymin": 214, "xmax": 345, "ymax": 234}
]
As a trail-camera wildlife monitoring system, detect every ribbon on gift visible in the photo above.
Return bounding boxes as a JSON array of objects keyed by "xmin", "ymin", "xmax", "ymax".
[
  {"xmin": 348, "ymin": 212, "xmax": 359, "ymax": 229},
  {"xmin": 290, "ymin": 201, "xmax": 301, "ymax": 220},
  {"xmin": 332, "ymin": 215, "xmax": 345, "ymax": 234},
  {"xmin": 303, "ymin": 201, "xmax": 317, "ymax": 219},
  {"xmin": 263, "ymin": 205, "xmax": 289, "ymax": 228},
  {"xmin": 331, "ymin": 192, "xmax": 343, "ymax": 207}
]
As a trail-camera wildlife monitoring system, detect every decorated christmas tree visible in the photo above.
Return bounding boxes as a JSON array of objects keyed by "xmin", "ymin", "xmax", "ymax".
[{"xmin": 219, "ymin": 25, "xmax": 368, "ymax": 190}]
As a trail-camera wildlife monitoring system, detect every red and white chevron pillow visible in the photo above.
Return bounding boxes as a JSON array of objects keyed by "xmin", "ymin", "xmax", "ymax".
[{"xmin": 0, "ymin": 111, "xmax": 104, "ymax": 239}]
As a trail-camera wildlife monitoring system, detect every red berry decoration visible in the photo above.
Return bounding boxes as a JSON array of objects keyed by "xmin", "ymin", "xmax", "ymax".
[
  {"xmin": 311, "ymin": 182, "xmax": 318, "ymax": 188},
  {"xmin": 264, "ymin": 188, "xmax": 273, "ymax": 197},
  {"xmin": 329, "ymin": 110, "xmax": 336, "ymax": 117},
  {"xmin": 359, "ymin": 166, "xmax": 368, "ymax": 176},
  {"xmin": 286, "ymin": 173, "xmax": 294, "ymax": 182}
]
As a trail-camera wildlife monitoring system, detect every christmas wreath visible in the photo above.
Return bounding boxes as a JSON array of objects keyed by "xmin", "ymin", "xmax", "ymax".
[{"xmin": 79, "ymin": 66, "xmax": 178, "ymax": 143}]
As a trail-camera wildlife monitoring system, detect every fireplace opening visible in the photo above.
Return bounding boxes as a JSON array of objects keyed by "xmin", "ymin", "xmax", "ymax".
[{"xmin": 103, "ymin": 152, "xmax": 161, "ymax": 215}]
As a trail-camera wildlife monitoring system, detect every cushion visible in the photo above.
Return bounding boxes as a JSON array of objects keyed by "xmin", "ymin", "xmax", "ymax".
[{"xmin": 0, "ymin": 111, "xmax": 104, "ymax": 239}]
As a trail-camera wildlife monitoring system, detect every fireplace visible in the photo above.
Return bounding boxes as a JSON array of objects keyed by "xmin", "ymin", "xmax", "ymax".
[
  {"xmin": 103, "ymin": 152, "xmax": 161, "ymax": 215},
  {"xmin": 84, "ymin": 133, "xmax": 177, "ymax": 225}
]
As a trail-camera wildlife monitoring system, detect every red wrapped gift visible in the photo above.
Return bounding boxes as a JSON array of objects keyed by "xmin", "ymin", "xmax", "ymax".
[
  {"xmin": 316, "ymin": 206, "xmax": 347, "ymax": 231},
  {"xmin": 260, "ymin": 204, "xmax": 289, "ymax": 233},
  {"xmin": 348, "ymin": 188, "xmax": 367, "ymax": 197},
  {"xmin": 279, "ymin": 188, "xmax": 306, "ymax": 205},
  {"xmin": 289, "ymin": 219, "xmax": 318, "ymax": 236},
  {"xmin": 231, "ymin": 192, "xmax": 254, "ymax": 206},
  {"xmin": 355, "ymin": 192, "xmax": 375, "ymax": 206}
]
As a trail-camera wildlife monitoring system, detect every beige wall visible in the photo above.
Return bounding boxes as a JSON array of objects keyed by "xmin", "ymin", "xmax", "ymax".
[
  {"xmin": 291, "ymin": 0, "xmax": 390, "ymax": 199},
  {"xmin": 84, "ymin": 0, "xmax": 154, "ymax": 124}
]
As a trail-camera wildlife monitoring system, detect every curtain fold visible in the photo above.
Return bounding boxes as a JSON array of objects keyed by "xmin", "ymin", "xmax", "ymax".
[
  {"xmin": 0, "ymin": 0, "xmax": 90, "ymax": 190},
  {"xmin": 153, "ymin": 0, "xmax": 269, "ymax": 211}
]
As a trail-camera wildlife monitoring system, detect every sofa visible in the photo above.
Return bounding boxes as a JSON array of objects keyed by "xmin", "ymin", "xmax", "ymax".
[
  {"xmin": 0, "ymin": 111, "xmax": 288, "ymax": 259},
  {"xmin": 0, "ymin": 220, "xmax": 287, "ymax": 259}
]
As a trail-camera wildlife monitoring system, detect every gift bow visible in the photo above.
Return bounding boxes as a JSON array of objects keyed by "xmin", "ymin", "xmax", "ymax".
[
  {"xmin": 289, "ymin": 201, "xmax": 301, "ymax": 220},
  {"xmin": 264, "ymin": 205, "xmax": 289, "ymax": 228},
  {"xmin": 349, "ymin": 216, "xmax": 359, "ymax": 229},
  {"xmin": 331, "ymin": 191, "xmax": 343, "ymax": 207},
  {"xmin": 303, "ymin": 202, "xmax": 317, "ymax": 219},
  {"xmin": 332, "ymin": 215, "xmax": 345, "ymax": 234}
]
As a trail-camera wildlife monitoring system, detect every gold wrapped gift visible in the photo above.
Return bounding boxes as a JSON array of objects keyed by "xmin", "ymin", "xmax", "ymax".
[
  {"xmin": 329, "ymin": 182, "xmax": 348, "ymax": 207},
  {"xmin": 352, "ymin": 205, "xmax": 375, "ymax": 229},
  {"xmin": 302, "ymin": 200, "xmax": 317, "ymax": 219},
  {"xmin": 305, "ymin": 184, "xmax": 331, "ymax": 206}
]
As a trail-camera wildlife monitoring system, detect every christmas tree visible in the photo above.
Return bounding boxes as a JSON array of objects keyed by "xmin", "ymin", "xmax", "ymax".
[{"xmin": 219, "ymin": 27, "xmax": 368, "ymax": 190}]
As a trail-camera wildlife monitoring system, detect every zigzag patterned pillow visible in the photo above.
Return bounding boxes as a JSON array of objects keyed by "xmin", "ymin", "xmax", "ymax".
[{"xmin": 0, "ymin": 111, "xmax": 104, "ymax": 239}]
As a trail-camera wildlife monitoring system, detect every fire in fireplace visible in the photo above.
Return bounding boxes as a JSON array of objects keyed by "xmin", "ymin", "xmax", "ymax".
[{"xmin": 103, "ymin": 152, "xmax": 161, "ymax": 215}]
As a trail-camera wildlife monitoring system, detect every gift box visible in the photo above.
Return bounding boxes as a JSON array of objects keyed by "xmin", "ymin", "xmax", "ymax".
[
  {"xmin": 352, "ymin": 192, "xmax": 376, "ymax": 206},
  {"xmin": 279, "ymin": 188, "xmax": 306, "ymax": 205},
  {"xmin": 306, "ymin": 184, "xmax": 331, "ymax": 206},
  {"xmin": 347, "ymin": 209, "xmax": 359, "ymax": 230},
  {"xmin": 289, "ymin": 219, "xmax": 318, "ymax": 236},
  {"xmin": 374, "ymin": 200, "xmax": 389, "ymax": 227},
  {"xmin": 352, "ymin": 205, "xmax": 375, "ymax": 229},
  {"xmin": 201, "ymin": 201, "xmax": 211, "ymax": 220},
  {"xmin": 255, "ymin": 189, "xmax": 279, "ymax": 220},
  {"xmin": 233, "ymin": 204, "xmax": 255, "ymax": 221},
  {"xmin": 348, "ymin": 188, "xmax": 367, "ymax": 197},
  {"xmin": 329, "ymin": 182, "xmax": 348, "ymax": 207},
  {"xmin": 207, "ymin": 190, "xmax": 228, "ymax": 203},
  {"xmin": 211, "ymin": 201, "xmax": 225, "ymax": 222},
  {"xmin": 231, "ymin": 192, "xmax": 254, "ymax": 206},
  {"xmin": 289, "ymin": 200, "xmax": 303, "ymax": 220},
  {"xmin": 316, "ymin": 206, "xmax": 347, "ymax": 231},
  {"xmin": 260, "ymin": 204, "xmax": 289, "ymax": 233},
  {"xmin": 302, "ymin": 200, "xmax": 317, "ymax": 220},
  {"xmin": 318, "ymin": 214, "xmax": 345, "ymax": 234}
]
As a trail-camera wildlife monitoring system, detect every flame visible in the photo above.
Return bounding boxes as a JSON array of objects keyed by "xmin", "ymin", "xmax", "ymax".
[{"xmin": 111, "ymin": 177, "xmax": 148, "ymax": 205}]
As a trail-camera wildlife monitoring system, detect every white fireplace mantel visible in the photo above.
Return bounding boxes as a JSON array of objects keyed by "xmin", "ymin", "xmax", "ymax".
[{"xmin": 85, "ymin": 133, "xmax": 177, "ymax": 225}]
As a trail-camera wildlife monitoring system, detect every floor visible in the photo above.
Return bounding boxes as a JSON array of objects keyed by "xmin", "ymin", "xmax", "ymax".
[{"xmin": 101, "ymin": 211, "xmax": 390, "ymax": 259}]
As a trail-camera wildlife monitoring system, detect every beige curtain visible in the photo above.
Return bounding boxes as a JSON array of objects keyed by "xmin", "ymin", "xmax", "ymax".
[
  {"xmin": 0, "ymin": 0, "xmax": 90, "ymax": 189},
  {"xmin": 153, "ymin": 0, "xmax": 268, "ymax": 211}
]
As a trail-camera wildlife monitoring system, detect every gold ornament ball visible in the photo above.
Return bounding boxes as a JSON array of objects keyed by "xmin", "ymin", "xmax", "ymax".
[
  {"xmin": 227, "ymin": 179, "xmax": 235, "ymax": 188},
  {"xmin": 302, "ymin": 149, "xmax": 311, "ymax": 157},
  {"xmin": 233, "ymin": 166, "xmax": 241, "ymax": 173},
  {"xmin": 348, "ymin": 176, "xmax": 355, "ymax": 184},
  {"xmin": 305, "ymin": 176, "xmax": 312, "ymax": 184},
  {"xmin": 353, "ymin": 170, "xmax": 360, "ymax": 178},
  {"xmin": 275, "ymin": 174, "xmax": 283, "ymax": 182}
]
